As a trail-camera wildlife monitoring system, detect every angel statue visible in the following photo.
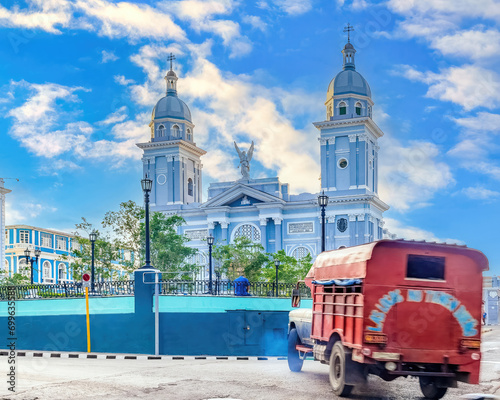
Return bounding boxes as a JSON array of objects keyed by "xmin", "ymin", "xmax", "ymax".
[{"xmin": 234, "ymin": 141, "xmax": 254, "ymax": 180}]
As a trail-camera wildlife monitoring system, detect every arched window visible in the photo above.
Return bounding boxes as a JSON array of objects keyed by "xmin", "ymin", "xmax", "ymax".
[
  {"xmin": 157, "ymin": 124, "xmax": 165, "ymax": 137},
  {"xmin": 187, "ymin": 178, "xmax": 193, "ymax": 196},
  {"xmin": 232, "ymin": 223, "xmax": 261, "ymax": 243},
  {"xmin": 186, "ymin": 128, "xmax": 192, "ymax": 141},
  {"xmin": 58, "ymin": 263, "xmax": 67, "ymax": 282},
  {"xmin": 186, "ymin": 253, "xmax": 208, "ymax": 280},
  {"xmin": 172, "ymin": 124, "xmax": 180, "ymax": 137},
  {"xmin": 292, "ymin": 246, "xmax": 310, "ymax": 260},
  {"xmin": 18, "ymin": 258, "xmax": 29, "ymax": 277},
  {"xmin": 43, "ymin": 261, "xmax": 53, "ymax": 283},
  {"xmin": 339, "ymin": 101, "xmax": 347, "ymax": 115},
  {"xmin": 355, "ymin": 102, "xmax": 362, "ymax": 116}
]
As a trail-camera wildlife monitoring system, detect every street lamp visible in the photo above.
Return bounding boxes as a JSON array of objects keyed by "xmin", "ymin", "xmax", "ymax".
[
  {"xmin": 24, "ymin": 247, "xmax": 41, "ymax": 285},
  {"xmin": 89, "ymin": 232, "xmax": 97, "ymax": 292},
  {"xmin": 207, "ymin": 235, "xmax": 214, "ymax": 294},
  {"xmin": 318, "ymin": 191, "xmax": 329, "ymax": 252},
  {"xmin": 274, "ymin": 259, "xmax": 281, "ymax": 297},
  {"xmin": 141, "ymin": 175, "xmax": 153, "ymax": 269}
]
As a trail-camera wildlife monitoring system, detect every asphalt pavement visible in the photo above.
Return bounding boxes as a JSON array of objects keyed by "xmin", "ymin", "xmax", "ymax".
[{"xmin": 0, "ymin": 326, "xmax": 498, "ymax": 400}]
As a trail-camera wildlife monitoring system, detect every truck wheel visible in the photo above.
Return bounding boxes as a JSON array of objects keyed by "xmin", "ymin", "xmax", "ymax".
[
  {"xmin": 329, "ymin": 342, "xmax": 353, "ymax": 397},
  {"xmin": 419, "ymin": 376, "xmax": 448, "ymax": 399},
  {"xmin": 287, "ymin": 328, "xmax": 304, "ymax": 372}
]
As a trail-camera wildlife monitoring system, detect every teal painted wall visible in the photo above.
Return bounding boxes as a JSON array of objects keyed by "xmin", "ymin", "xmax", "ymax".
[{"xmin": 0, "ymin": 295, "xmax": 312, "ymax": 355}]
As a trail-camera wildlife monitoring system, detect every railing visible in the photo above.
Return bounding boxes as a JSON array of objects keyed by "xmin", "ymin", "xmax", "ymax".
[
  {"xmin": 0, "ymin": 280, "xmax": 135, "ymax": 300},
  {"xmin": 0, "ymin": 280, "xmax": 311, "ymax": 300},
  {"xmin": 158, "ymin": 279, "xmax": 311, "ymax": 298}
]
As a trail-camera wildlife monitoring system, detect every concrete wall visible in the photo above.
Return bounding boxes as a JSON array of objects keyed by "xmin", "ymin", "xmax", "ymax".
[{"xmin": 0, "ymin": 280, "xmax": 312, "ymax": 356}]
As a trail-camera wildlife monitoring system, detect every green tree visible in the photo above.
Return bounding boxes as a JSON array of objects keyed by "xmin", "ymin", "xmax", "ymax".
[
  {"xmin": 0, "ymin": 273, "xmax": 30, "ymax": 286},
  {"xmin": 62, "ymin": 218, "xmax": 122, "ymax": 281},
  {"xmin": 213, "ymin": 236, "xmax": 269, "ymax": 281},
  {"xmin": 148, "ymin": 213, "xmax": 198, "ymax": 277},
  {"xmin": 64, "ymin": 201, "xmax": 199, "ymax": 279},
  {"xmin": 262, "ymin": 250, "xmax": 313, "ymax": 283}
]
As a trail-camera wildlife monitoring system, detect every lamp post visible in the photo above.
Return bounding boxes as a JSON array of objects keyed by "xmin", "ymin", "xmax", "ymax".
[
  {"xmin": 89, "ymin": 232, "xmax": 97, "ymax": 292},
  {"xmin": 207, "ymin": 235, "xmax": 214, "ymax": 294},
  {"xmin": 141, "ymin": 176, "xmax": 153, "ymax": 269},
  {"xmin": 318, "ymin": 191, "xmax": 329, "ymax": 252},
  {"xmin": 24, "ymin": 247, "xmax": 41, "ymax": 285},
  {"xmin": 274, "ymin": 259, "xmax": 280, "ymax": 297}
]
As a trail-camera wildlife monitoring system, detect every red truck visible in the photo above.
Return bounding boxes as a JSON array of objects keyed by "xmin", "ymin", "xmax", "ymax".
[{"xmin": 288, "ymin": 240, "xmax": 488, "ymax": 399}]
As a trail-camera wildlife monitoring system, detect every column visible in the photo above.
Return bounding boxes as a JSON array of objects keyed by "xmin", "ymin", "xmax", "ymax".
[
  {"xmin": 327, "ymin": 216, "xmax": 336, "ymax": 250},
  {"xmin": 221, "ymin": 221, "xmax": 229, "ymax": 244},
  {"xmin": 167, "ymin": 156, "xmax": 174, "ymax": 204},
  {"xmin": 349, "ymin": 214, "xmax": 357, "ymax": 246},
  {"xmin": 320, "ymin": 138, "xmax": 328, "ymax": 190},
  {"xmin": 328, "ymin": 138, "xmax": 336, "ymax": 190},
  {"xmin": 273, "ymin": 217, "xmax": 283, "ymax": 251},
  {"xmin": 348, "ymin": 134, "xmax": 357, "ymax": 189},
  {"xmin": 259, "ymin": 218, "xmax": 267, "ymax": 252},
  {"xmin": 207, "ymin": 222, "xmax": 215, "ymax": 238},
  {"xmin": 173, "ymin": 155, "xmax": 180, "ymax": 204},
  {"xmin": 356, "ymin": 214, "xmax": 365, "ymax": 245}
]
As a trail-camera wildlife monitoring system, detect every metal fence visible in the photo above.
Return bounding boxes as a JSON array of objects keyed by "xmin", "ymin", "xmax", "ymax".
[
  {"xmin": 0, "ymin": 280, "xmax": 310, "ymax": 300},
  {"xmin": 158, "ymin": 279, "xmax": 311, "ymax": 298},
  {"xmin": 0, "ymin": 280, "xmax": 135, "ymax": 300}
]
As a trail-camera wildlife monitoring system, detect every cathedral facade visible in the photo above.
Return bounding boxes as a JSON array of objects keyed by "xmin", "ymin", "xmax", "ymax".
[{"xmin": 136, "ymin": 40, "xmax": 389, "ymax": 278}]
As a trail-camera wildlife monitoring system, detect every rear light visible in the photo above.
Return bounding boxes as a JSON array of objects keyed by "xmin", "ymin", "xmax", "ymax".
[
  {"xmin": 362, "ymin": 348, "xmax": 371, "ymax": 356},
  {"xmin": 460, "ymin": 339, "xmax": 481, "ymax": 349},
  {"xmin": 471, "ymin": 353, "xmax": 480, "ymax": 360},
  {"xmin": 364, "ymin": 333, "xmax": 387, "ymax": 344}
]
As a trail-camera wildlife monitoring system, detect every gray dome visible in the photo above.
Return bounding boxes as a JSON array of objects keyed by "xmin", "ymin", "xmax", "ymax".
[
  {"xmin": 328, "ymin": 69, "xmax": 371, "ymax": 98},
  {"xmin": 166, "ymin": 70, "xmax": 177, "ymax": 77},
  {"xmin": 152, "ymin": 95, "xmax": 192, "ymax": 122}
]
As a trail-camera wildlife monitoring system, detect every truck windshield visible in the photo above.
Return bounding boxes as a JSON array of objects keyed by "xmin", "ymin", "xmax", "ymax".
[{"xmin": 406, "ymin": 254, "xmax": 445, "ymax": 280}]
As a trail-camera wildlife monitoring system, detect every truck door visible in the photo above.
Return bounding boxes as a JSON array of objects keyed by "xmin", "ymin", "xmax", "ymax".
[{"xmin": 394, "ymin": 287, "xmax": 457, "ymax": 351}]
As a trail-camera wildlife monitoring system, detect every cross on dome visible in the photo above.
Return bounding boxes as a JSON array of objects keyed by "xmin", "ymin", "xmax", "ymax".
[
  {"xmin": 167, "ymin": 53, "xmax": 176, "ymax": 71},
  {"xmin": 343, "ymin": 23, "xmax": 354, "ymax": 43}
]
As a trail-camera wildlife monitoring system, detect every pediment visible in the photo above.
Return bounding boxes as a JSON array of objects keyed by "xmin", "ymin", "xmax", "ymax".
[{"xmin": 201, "ymin": 183, "xmax": 285, "ymax": 208}]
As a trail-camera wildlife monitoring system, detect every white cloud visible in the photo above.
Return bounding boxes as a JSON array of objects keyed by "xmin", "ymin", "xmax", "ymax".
[
  {"xmin": 387, "ymin": 0, "xmax": 500, "ymax": 22},
  {"xmin": 101, "ymin": 49, "xmax": 118, "ymax": 63},
  {"xmin": 7, "ymin": 82, "xmax": 92, "ymax": 158},
  {"xmin": 5, "ymin": 200, "xmax": 57, "ymax": 225},
  {"xmin": 242, "ymin": 15, "xmax": 267, "ymax": 32},
  {"xmin": 384, "ymin": 217, "xmax": 464, "ymax": 245},
  {"xmin": 5, "ymin": 81, "xmax": 148, "ymax": 169},
  {"xmin": 0, "ymin": 0, "xmax": 72, "ymax": 33},
  {"xmin": 378, "ymin": 136, "xmax": 454, "ymax": 211},
  {"xmin": 462, "ymin": 185, "xmax": 500, "ymax": 200},
  {"xmin": 449, "ymin": 111, "xmax": 500, "ymax": 182},
  {"xmin": 453, "ymin": 112, "xmax": 500, "ymax": 132},
  {"xmin": 397, "ymin": 64, "xmax": 500, "ymax": 111},
  {"xmin": 74, "ymin": 0, "xmax": 186, "ymax": 42},
  {"xmin": 273, "ymin": 0, "xmax": 312, "ymax": 15},
  {"xmin": 431, "ymin": 28, "xmax": 500, "ymax": 60},
  {"xmin": 114, "ymin": 75, "xmax": 135, "ymax": 86},
  {"xmin": 99, "ymin": 106, "xmax": 128, "ymax": 125}
]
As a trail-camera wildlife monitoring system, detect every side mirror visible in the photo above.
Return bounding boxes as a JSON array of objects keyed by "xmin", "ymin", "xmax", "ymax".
[{"xmin": 291, "ymin": 288, "xmax": 301, "ymax": 308}]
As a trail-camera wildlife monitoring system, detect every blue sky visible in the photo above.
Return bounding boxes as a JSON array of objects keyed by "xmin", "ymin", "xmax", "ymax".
[{"xmin": 0, "ymin": 0, "xmax": 499, "ymax": 275}]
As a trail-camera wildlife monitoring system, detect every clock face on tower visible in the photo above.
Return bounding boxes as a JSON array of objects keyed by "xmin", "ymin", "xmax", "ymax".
[{"xmin": 337, "ymin": 218, "xmax": 348, "ymax": 233}]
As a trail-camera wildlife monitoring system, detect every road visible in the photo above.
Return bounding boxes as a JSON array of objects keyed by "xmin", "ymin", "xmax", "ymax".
[{"xmin": 0, "ymin": 327, "xmax": 498, "ymax": 400}]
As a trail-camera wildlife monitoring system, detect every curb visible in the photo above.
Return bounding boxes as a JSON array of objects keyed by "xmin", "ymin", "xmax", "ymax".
[{"xmin": 0, "ymin": 351, "xmax": 287, "ymax": 361}]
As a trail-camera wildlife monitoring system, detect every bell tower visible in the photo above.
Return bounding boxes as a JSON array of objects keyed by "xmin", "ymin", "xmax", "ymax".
[
  {"xmin": 315, "ymin": 31, "xmax": 381, "ymax": 197},
  {"xmin": 136, "ymin": 54, "xmax": 206, "ymax": 210}
]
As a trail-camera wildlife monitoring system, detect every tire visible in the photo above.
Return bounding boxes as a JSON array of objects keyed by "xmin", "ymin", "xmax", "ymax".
[
  {"xmin": 287, "ymin": 328, "xmax": 304, "ymax": 372},
  {"xmin": 329, "ymin": 342, "xmax": 353, "ymax": 397},
  {"xmin": 419, "ymin": 376, "xmax": 448, "ymax": 399}
]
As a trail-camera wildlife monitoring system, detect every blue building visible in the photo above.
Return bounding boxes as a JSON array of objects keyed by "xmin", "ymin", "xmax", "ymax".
[
  {"xmin": 4, "ymin": 225, "xmax": 77, "ymax": 283},
  {"xmin": 136, "ymin": 41, "xmax": 389, "ymax": 279}
]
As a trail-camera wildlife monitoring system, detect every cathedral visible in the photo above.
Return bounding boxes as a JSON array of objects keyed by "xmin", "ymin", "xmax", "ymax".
[{"xmin": 136, "ymin": 39, "xmax": 389, "ymax": 278}]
